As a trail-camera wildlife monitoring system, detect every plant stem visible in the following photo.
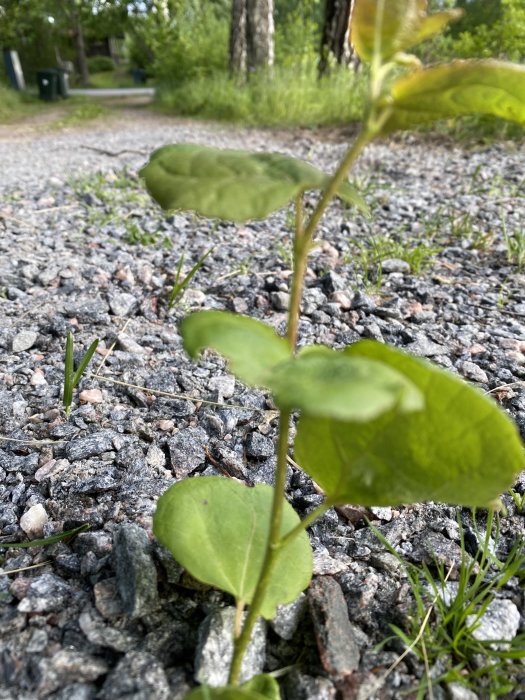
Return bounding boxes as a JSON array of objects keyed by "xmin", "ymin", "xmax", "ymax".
[
  {"xmin": 279, "ymin": 499, "xmax": 335, "ymax": 549},
  {"xmin": 228, "ymin": 126, "xmax": 375, "ymax": 687},
  {"xmin": 228, "ymin": 409, "xmax": 292, "ymax": 686}
]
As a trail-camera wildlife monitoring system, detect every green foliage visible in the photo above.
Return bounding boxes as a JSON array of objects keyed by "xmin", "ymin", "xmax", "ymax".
[
  {"xmin": 181, "ymin": 311, "xmax": 290, "ymax": 387},
  {"xmin": 381, "ymin": 60, "xmax": 525, "ymax": 133},
  {"xmin": 168, "ymin": 248, "xmax": 213, "ymax": 309},
  {"xmin": 295, "ymin": 341, "xmax": 523, "ymax": 507},
  {"xmin": 153, "ymin": 478, "xmax": 313, "ymax": 619},
  {"xmin": 140, "ymin": 144, "xmax": 368, "ymax": 222},
  {"xmin": 128, "ymin": 0, "xmax": 228, "ymax": 81},
  {"xmin": 142, "ymin": 1, "xmax": 525, "ymax": 694},
  {"xmin": 87, "ymin": 55, "xmax": 114, "ymax": 73},
  {"xmin": 268, "ymin": 345, "xmax": 423, "ymax": 420},
  {"xmin": 63, "ymin": 332, "xmax": 99, "ymax": 417},
  {"xmin": 155, "ymin": 63, "xmax": 367, "ymax": 128},
  {"xmin": 375, "ymin": 512, "xmax": 525, "ymax": 696}
]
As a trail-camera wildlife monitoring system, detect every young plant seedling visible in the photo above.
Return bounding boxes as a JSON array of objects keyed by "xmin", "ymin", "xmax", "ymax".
[
  {"xmin": 63, "ymin": 331, "xmax": 99, "ymax": 417},
  {"xmin": 140, "ymin": 2, "xmax": 525, "ymax": 696},
  {"xmin": 168, "ymin": 247, "xmax": 214, "ymax": 309}
]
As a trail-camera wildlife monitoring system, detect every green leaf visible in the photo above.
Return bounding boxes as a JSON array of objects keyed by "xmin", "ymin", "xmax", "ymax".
[
  {"xmin": 139, "ymin": 144, "xmax": 368, "ymax": 222},
  {"xmin": 413, "ymin": 9, "xmax": 463, "ymax": 46},
  {"xmin": 351, "ymin": 0, "xmax": 423, "ymax": 63},
  {"xmin": 153, "ymin": 477, "xmax": 313, "ymax": 619},
  {"xmin": 183, "ymin": 686, "xmax": 268, "ymax": 700},
  {"xmin": 382, "ymin": 60, "xmax": 525, "ymax": 133},
  {"xmin": 241, "ymin": 675, "xmax": 280, "ymax": 700},
  {"xmin": 295, "ymin": 341, "xmax": 524, "ymax": 508},
  {"xmin": 350, "ymin": 0, "xmax": 462, "ymax": 63},
  {"xmin": 181, "ymin": 311, "xmax": 291, "ymax": 388},
  {"xmin": 72, "ymin": 338, "xmax": 99, "ymax": 388},
  {"xmin": 268, "ymin": 346, "xmax": 423, "ymax": 420}
]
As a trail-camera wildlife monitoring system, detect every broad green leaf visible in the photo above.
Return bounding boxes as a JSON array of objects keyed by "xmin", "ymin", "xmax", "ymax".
[
  {"xmin": 351, "ymin": 0, "xmax": 461, "ymax": 63},
  {"xmin": 153, "ymin": 477, "xmax": 313, "ymax": 619},
  {"xmin": 295, "ymin": 341, "xmax": 524, "ymax": 508},
  {"xmin": 184, "ymin": 687, "xmax": 268, "ymax": 700},
  {"xmin": 351, "ymin": 0, "xmax": 423, "ymax": 62},
  {"xmin": 268, "ymin": 345, "xmax": 423, "ymax": 420},
  {"xmin": 241, "ymin": 675, "xmax": 280, "ymax": 700},
  {"xmin": 382, "ymin": 61, "xmax": 525, "ymax": 133},
  {"xmin": 139, "ymin": 144, "xmax": 368, "ymax": 222},
  {"xmin": 181, "ymin": 311, "xmax": 290, "ymax": 388}
]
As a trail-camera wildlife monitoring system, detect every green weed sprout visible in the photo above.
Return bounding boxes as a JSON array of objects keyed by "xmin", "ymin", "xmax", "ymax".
[
  {"xmin": 374, "ymin": 512, "xmax": 525, "ymax": 696},
  {"xmin": 63, "ymin": 331, "xmax": 99, "ymax": 417},
  {"xmin": 168, "ymin": 247, "xmax": 214, "ymax": 309},
  {"xmin": 139, "ymin": 1, "xmax": 525, "ymax": 696}
]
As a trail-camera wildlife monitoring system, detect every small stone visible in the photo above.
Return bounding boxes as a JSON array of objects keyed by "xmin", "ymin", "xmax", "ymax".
[
  {"xmin": 270, "ymin": 593, "xmax": 308, "ymax": 640},
  {"xmin": 99, "ymin": 652, "xmax": 169, "ymax": 700},
  {"xmin": 331, "ymin": 291, "xmax": 352, "ymax": 309},
  {"xmin": 447, "ymin": 683, "xmax": 480, "ymax": 700},
  {"xmin": 117, "ymin": 333, "xmax": 144, "ymax": 353},
  {"xmin": 209, "ymin": 374, "xmax": 236, "ymax": 399},
  {"xmin": 30, "ymin": 369, "xmax": 47, "ymax": 386},
  {"xmin": 79, "ymin": 610, "xmax": 139, "ymax": 652},
  {"xmin": 195, "ymin": 607, "xmax": 266, "ymax": 687},
  {"xmin": 12, "ymin": 330, "xmax": 38, "ymax": 353},
  {"xmin": 65, "ymin": 430, "xmax": 115, "ymax": 461},
  {"xmin": 271, "ymin": 291, "xmax": 291, "ymax": 311},
  {"xmin": 79, "ymin": 389, "xmax": 103, "ymax": 405},
  {"xmin": 20, "ymin": 503, "xmax": 48, "ymax": 539},
  {"xmin": 37, "ymin": 650, "xmax": 108, "ymax": 696},
  {"xmin": 158, "ymin": 419, "xmax": 175, "ymax": 431},
  {"xmin": 467, "ymin": 598, "xmax": 520, "ymax": 645},
  {"xmin": 406, "ymin": 333, "xmax": 448, "ymax": 357},
  {"xmin": 245, "ymin": 432, "xmax": 274, "ymax": 459},
  {"xmin": 369, "ymin": 506, "xmax": 392, "ymax": 521},
  {"xmin": 109, "ymin": 292, "xmax": 138, "ymax": 317},
  {"xmin": 167, "ymin": 427, "xmax": 209, "ymax": 477},
  {"xmin": 309, "ymin": 576, "xmax": 360, "ymax": 676},
  {"xmin": 381, "ymin": 258, "xmax": 411, "ymax": 274},
  {"xmin": 459, "ymin": 361, "xmax": 489, "ymax": 384},
  {"xmin": 26, "ymin": 628, "xmax": 49, "ymax": 653},
  {"xmin": 94, "ymin": 578, "xmax": 125, "ymax": 619},
  {"xmin": 113, "ymin": 523, "xmax": 158, "ymax": 618},
  {"xmin": 17, "ymin": 573, "xmax": 73, "ymax": 613},
  {"xmin": 313, "ymin": 550, "xmax": 352, "ymax": 576},
  {"xmin": 146, "ymin": 444, "xmax": 166, "ymax": 469},
  {"xmin": 283, "ymin": 670, "xmax": 336, "ymax": 700}
]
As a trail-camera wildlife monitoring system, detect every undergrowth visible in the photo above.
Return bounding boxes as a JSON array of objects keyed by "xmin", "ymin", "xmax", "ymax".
[
  {"xmin": 374, "ymin": 512, "xmax": 525, "ymax": 698},
  {"xmin": 155, "ymin": 63, "xmax": 367, "ymax": 128}
]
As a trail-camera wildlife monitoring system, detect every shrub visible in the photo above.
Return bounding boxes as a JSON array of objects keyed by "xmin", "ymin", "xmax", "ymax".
[{"xmin": 87, "ymin": 55, "xmax": 114, "ymax": 73}]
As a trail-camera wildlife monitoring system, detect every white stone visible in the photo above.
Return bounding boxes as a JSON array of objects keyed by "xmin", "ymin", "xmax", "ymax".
[{"xmin": 20, "ymin": 504, "xmax": 48, "ymax": 538}]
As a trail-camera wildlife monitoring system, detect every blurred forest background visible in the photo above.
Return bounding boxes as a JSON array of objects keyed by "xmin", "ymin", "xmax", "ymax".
[{"xmin": 1, "ymin": 0, "xmax": 524, "ymax": 128}]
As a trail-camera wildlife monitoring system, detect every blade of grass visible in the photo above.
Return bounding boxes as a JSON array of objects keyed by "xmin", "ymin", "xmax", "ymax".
[
  {"xmin": 0, "ymin": 523, "xmax": 90, "ymax": 549},
  {"xmin": 168, "ymin": 247, "xmax": 214, "ymax": 309}
]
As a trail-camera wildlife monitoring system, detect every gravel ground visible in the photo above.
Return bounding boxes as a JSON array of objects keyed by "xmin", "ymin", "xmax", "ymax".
[{"xmin": 1, "ymin": 111, "xmax": 525, "ymax": 700}]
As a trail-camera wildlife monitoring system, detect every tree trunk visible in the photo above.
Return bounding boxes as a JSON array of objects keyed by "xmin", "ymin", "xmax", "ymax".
[
  {"xmin": 318, "ymin": 0, "xmax": 358, "ymax": 77},
  {"xmin": 229, "ymin": 0, "xmax": 274, "ymax": 76},
  {"xmin": 229, "ymin": 0, "xmax": 247, "ymax": 75},
  {"xmin": 246, "ymin": 0, "xmax": 274, "ymax": 73},
  {"xmin": 73, "ymin": 11, "xmax": 89, "ymax": 87}
]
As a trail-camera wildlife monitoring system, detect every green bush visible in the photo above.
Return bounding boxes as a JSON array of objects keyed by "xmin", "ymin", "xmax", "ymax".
[
  {"xmin": 87, "ymin": 55, "xmax": 114, "ymax": 73},
  {"xmin": 157, "ymin": 61, "xmax": 366, "ymax": 128}
]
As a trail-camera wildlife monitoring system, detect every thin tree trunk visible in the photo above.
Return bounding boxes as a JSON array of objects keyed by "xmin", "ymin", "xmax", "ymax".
[
  {"xmin": 318, "ymin": 0, "xmax": 358, "ymax": 77},
  {"xmin": 246, "ymin": 0, "xmax": 274, "ymax": 73},
  {"xmin": 229, "ymin": 0, "xmax": 247, "ymax": 75}
]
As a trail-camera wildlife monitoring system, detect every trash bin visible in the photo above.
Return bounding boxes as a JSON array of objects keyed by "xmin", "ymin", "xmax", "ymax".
[
  {"xmin": 36, "ymin": 69, "xmax": 58, "ymax": 101},
  {"xmin": 54, "ymin": 67, "xmax": 69, "ymax": 98}
]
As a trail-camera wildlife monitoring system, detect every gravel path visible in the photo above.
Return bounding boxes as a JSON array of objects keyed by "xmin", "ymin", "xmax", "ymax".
[{"xmin": 1, "ymin": 109, "xmax": 525, "ymax": 699}]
